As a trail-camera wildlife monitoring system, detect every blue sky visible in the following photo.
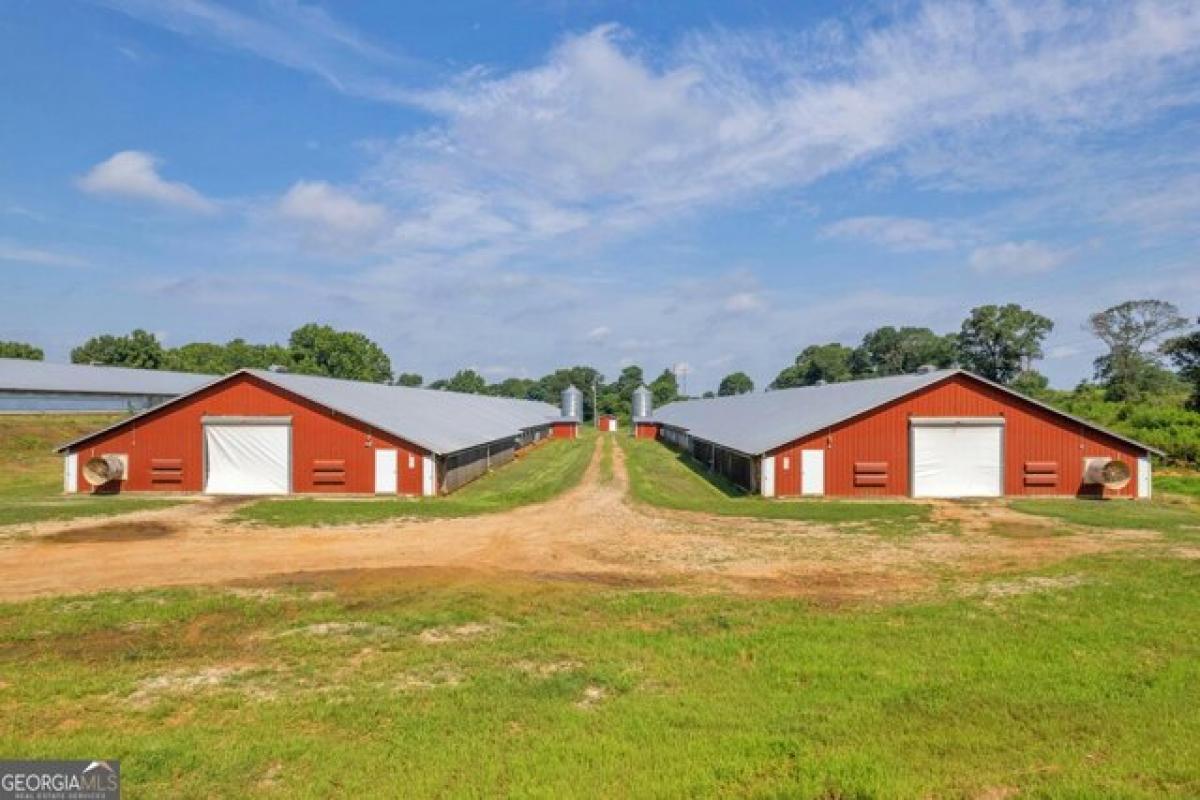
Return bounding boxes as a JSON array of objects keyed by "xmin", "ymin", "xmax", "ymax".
[{"xmin": 2, "ymin": 0, "xmax": 1198, "ymax": 392}]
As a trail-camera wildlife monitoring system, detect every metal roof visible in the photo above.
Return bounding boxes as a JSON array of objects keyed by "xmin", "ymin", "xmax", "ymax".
[
  {"xmin": 649, "ymin": 369, "xmax": 1162, "ymax": 456},
  {"xmin": 57, "ymin": 369, "xmax": 563, "ymax": 456},
  {"xmin": 0, "ymin": 358, "xmax": 210, "ymax": 396}
]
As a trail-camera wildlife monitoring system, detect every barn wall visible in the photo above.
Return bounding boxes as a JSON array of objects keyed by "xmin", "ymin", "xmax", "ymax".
[
  {"xmin": 67, "ymin": 373, "xmax": 427, "ymax": 495},
  {"xmin": 769, "ymin": 374, "xmax": 1146, "ymax": 498},
  {"xmin": 550, "ymin": 422, "xmax": 578, "ymax": 439},
  {"xmin": 634, "ymin": 423, "xmax": 659, "ymax": 439}
]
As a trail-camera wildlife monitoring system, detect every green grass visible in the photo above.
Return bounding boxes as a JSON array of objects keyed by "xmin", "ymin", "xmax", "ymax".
[
  {"xmin": 0, "ymin": 498, "xmax": 179, "ymax": 527},
  {"xmin": 619, "ymin": 436, "xmax": 931, "ymax": 529},
  {"xmin": 1155, "ymin": 473, "xmax": 1200, "ymax": 499},
  {"xmin": 0, "ymin": 414, "xmax": 178, "ymax": 526},
  {"xmin": 235, "ymin": 434, "xmax": 595, "ymax": 526},
  {"xmin": 1010, "ymin": 497, "xmax": 1200, "ymax": 539},
  {"xmin": 598, "ymin": 434, "xmax": 614, "ymax": 484},
  {"xmin": 0, "ymin": 551, "xmax": 1197, "ymax": 798}
]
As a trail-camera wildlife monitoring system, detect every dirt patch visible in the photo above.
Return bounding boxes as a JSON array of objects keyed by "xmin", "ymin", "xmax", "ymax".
[
  {"xmin": 0, "ymin": 439, "xmax": 1165, "ymax": 605},
  {"xmin": 394, "ymin": 668, "xmax": 464, "ymax": 691},
  {"xmin": 40, "ymin": 521, "xmax": 174, "ymax": 544},
  {"xmin": 514, "ymin": 659, "xmax": 581, "ymax": 677},
  {"xmin": 967, "ymin": 574, "xmax": 1089, "ymax": 602},
  {"xmin": 127, "ymin": 664, "xmax": 270, "ymax": 708},
  {"xmin": 576, "ymin": 685, "xmax": 607, "ymax": 709},
  {"xmin": 280, "ymin": 621, "xmax": 394, "ymax": 638},
  {"xmin": 418, "ymin": 621, "xmax": 505, "ymax": 645}
]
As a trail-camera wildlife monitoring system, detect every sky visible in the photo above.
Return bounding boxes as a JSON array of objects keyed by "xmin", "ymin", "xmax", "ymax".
[{"xmin": 1, "ymin": 0, "xmax": 1198, "ymax": 393}]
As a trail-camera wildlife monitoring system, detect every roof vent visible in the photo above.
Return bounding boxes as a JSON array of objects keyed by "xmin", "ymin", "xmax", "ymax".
[
  {"xmin": 268, "ymin": 364, "xmax": 289, "ymax": 373},
  {"xmin": 916, "ymin": 364, "xmax": 937, "ymax": 374}
]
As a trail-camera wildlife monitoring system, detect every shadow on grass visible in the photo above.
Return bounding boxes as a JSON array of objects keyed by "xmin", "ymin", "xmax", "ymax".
[{"xmin": 669, "ymin": 448, "xmax": 748, "ymax": 499}]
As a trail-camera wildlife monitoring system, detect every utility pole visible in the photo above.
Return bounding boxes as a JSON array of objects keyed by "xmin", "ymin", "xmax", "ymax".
[{"xmin": 592, "ymin": 376, "xmax": 598, "ymax": 428}]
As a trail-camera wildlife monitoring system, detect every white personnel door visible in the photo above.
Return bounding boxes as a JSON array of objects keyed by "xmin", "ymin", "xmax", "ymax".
[
  {"xmin": 375, "ymin": 449, "xmax": 398, "ymax": 494},
  {"xmin": 204, "ymin": 422, "xmax": 290, "ymax": 495},
  {"xmin": 801, "ymin": 450, "xmax": 825, "ymax": 495},
  {"xmin": 911, "ymin": 419, "xmax": 1003, "ymax": 498}
]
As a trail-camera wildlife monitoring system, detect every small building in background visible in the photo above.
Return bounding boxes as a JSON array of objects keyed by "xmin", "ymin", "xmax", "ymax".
[
  {"xmin": 0, "ymin": 358, "xmax": 209, "ymax": 413},
  {"xmin": 598, "ymin": 415, "xmax": 618, "ymax": 432}
]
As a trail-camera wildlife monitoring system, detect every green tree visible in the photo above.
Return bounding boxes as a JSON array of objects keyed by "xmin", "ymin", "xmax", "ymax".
[
  {"xmin": 596, "ymin": 365, "xmax": 645, "ymax": 418},
  {"xmin": 164, "ymin": 338, "xmax": 293, "ymax": 374},
  {"xmin": 537, "ymin": 367, "xmax": 603, "ymax": 419},
  {"xmin": 1010, "ymin": 369, "xmax": 1050, "ymax": 396},
  {"xmin": 71, "ymin": 329, "xmax": 165, "ymax": 369},
  {"xmin": 1088, "ymin": 300, "xmax": 1190, "ymax": 401},
  {"xmin": 771, "ymin": 343, "xmax": 855, "ymax": 389},
  {"xmin": 0, "ymin": 341, "xmax": 43, "ymax": 360},
  {"xmin": 287, "ymin": 324, "xmax": 392, "ymax": 383},
  {"xmin": 957, "ymin": 304, "xmax": 1053, "ymax": 384},
  {"xmin": 717, "ymin": 371, "xmax": 754, "ymax": 396},
  {"xmin": 649, "ymin": 368, "xmax": 679, "ymax": 406},
  {"xmin": 489, "ymin": 377, "xmax": 536, "ymax": 398},
  {"xmin": 441, "ymin": 369, "xmax": 488, "ymax": 394},
  {"xmin": 850, "ymin": 326, "xmax": 957, "ymax": 376},
  {"xmin": 224, "ymin": 339, "xmax": 291, "ymax": 371},
  {"xmin": 164, "ymin": 342, "xmax": 228, "ymax": 373},
  {"xmin": 394, "ymin": 372, "xmax": 424, "ymax": 388},
  {"xmin": 1164, "ymin": 320, "xmax": 1200, "ymax": 410}
]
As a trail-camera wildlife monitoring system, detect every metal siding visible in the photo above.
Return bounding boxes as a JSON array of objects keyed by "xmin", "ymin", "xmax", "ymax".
[
  {"xmin": 768, "ymin": 374, "xmax": 1145, "ymax": 498},
  {"xmin": 73, "ymin": 374, "xmax": 427, "ymax": 495}
]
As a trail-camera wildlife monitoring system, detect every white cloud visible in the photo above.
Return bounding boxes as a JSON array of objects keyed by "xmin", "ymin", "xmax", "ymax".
[
  {"xmin": 77, "ymin": 151, "xmax": 216, "ymax": 213},
  {"xmin": 95, "ymin": 0, "xmax": 418, "ymax": 101},
  {"xmin": 725, "ymin": 292, "xmax": 764, "ymax": 313},
  {"xmin": 821, "ymin": 216, "xmax": 955, "ymax": 252},
  {"xmin": 968, "ymin": 241, "xmax": 1071, "ymax": 275},
  {"xmin": 586, "ymin": 326, "xmax": 611, "ymax": 341},
  {"xmin": 278, "ymin": 181, "xmax": 387, "ymax": 235},
  {"xmin": 0, "ymin": 241, "xmax": 90, "ymax": 268},
  {"xmin": 357, "ymin": 3, "xmax": 1200, "ymax": 272},
  {"xmin": 1047, "ymin": 344, "xmax": 1084, "ymax": 360}
]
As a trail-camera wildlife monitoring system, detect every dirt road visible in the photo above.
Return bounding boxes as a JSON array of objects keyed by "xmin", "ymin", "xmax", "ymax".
[{"xmin": 0, "ymin": 439, "xmax": 1156, "ymax": 601}]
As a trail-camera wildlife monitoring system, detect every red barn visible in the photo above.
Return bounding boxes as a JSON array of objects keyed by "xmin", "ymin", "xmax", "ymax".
[
  {"xmin": 550, "ymin": 420, "xmax": 580, "ymax": 439},
  {"xmin": 633, "ymin": 421, "xmax": 659, "ymax": 439},
  {"xmin": 56, "ymin": 370, "xmax": 563, "ymax": 497},
  {"xmin": 646, "ymin": 369, "xmax": 1160, "ymax": 499},
  {"xmin": 598, "ymin": 415, "xmax": 618, "ymax": 432}
]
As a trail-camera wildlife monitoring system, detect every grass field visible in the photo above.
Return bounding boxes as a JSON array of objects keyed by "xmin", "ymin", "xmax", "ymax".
[
  {"xmin": 0, "ymin": 415, "xmax": 177, "ymax": 526},
  {"xmin": 619, "ymin": 436, "xmax": 931, "ymax": 529},
  {"xmin": 1011, "ymin": 496, "xmax": 1200, "ymax": 538},
  {"xmin": 1155, "ymin": 473, "xmax": 1200, "ymax": 499},
  {"xmin": 235, "ymin": 433, "xmax": 594, "ymax": 526},
  {"xmin": 1, "ymin": 549, "xmax": 1197, "ymax": 798}
]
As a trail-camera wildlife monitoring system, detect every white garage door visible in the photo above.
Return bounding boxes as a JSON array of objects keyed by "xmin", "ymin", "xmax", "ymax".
[
  {"xmin": 204, "ymin": 418, "xmax": 291, "ymax": 495},
  {"xmin": 911, "ymin": 418, "xmax": 1003, "ymax": 498}
]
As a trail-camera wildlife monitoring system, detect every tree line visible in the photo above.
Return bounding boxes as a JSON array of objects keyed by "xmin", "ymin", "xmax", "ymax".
[
  {"xmin": 2, "ymin": 300, "xmax": 1198, "ymax": 453},
  {"xmin": 760, "ymin": 301, "xmax": 1198, "ymax": 408}
]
